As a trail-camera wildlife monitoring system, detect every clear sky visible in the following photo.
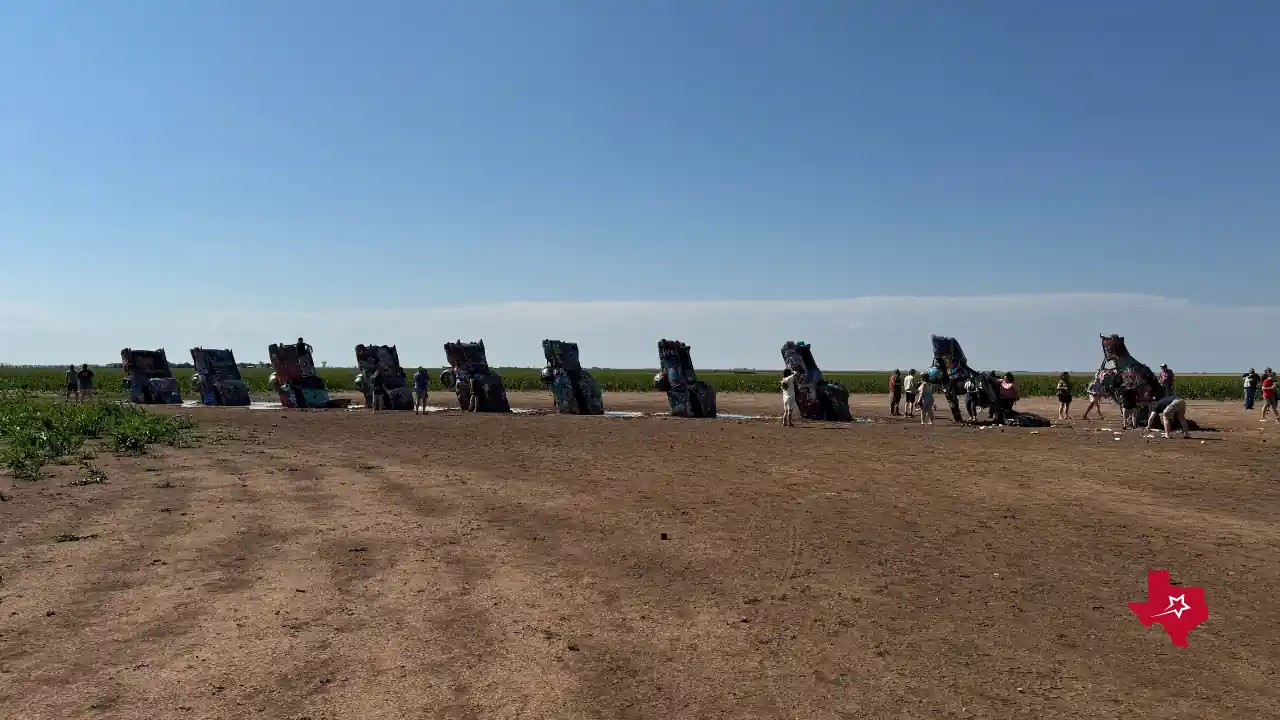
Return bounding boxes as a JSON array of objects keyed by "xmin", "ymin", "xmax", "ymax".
[{"xmin": 2, "ymin": 1, "xmax": 1277, "ymax": 370}]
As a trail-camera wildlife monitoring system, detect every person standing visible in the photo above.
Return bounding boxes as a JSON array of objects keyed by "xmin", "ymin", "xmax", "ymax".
[
  {"xmin": 963, "ymin": 377, "xmax": 979, "ymax": 422},
  {"xmin": 1056, "ymin": 372, "xmax": 1073, "ymax": 420},
  {"xmin": 65, "ymin": 365, "xmax": 79, "ymax": 402},
  {"xmin": 918, "ymin": 378, "xmax": 935, "ymax": 426},
  {"xmin": 888, "ymin": 370, "xmax": 902, "ymax": 416},
  {"xmin": 903, "ymin": 369, "xmax": 918, "ymax": 418},
  {"xmin": 1243, "ymin": 368, "xmax": 1259, "ymax": 411},
  {"xmin": 780, "ymin": 370, "xmax": 799, "ymax": 427},
  {"xmin": 1261, "ymin": 370, "xmax": 1277, "ymax": 421},
  {"xmin": 414, "ymin": 366, "xmax": 430, "ymax": 413},
  {"xmin": 1120, "ymin": 387, "xmax": 1139, "ymax": 429},
  {"xmin": 370, "ymin": 367, "xmax": 386, "ymax": 411},
  {"xmin": 1158, "ymin": 364, "xmax": 1175, "ymax": 395},
  {"xmin": 76, "ymin": 364, "xmax": 95, "ymax": 402}
]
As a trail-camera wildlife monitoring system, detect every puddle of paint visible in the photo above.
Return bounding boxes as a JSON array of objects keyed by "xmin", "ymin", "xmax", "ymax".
[{"xmin": 180, "ymin": 400, "xmax": 281, "ymax": 410}]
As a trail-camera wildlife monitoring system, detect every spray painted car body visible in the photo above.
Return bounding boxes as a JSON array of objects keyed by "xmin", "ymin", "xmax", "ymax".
[
  {"xmin": 268, "ymin": 341, "xmax": 348, "ymax": 408},
  {"xmin": 780, "ymin": 341, "xmax": 852, "ymax": 421},
  {"xmin": 653, "ymin": 339, "xmax": 717, "ymax": 418},
  {"xmin": 354, "ymin": 344, "xmax": 414, "ymax": 410},
  {"xmin": 540, "ymin": 340, "xmax": 604, "ymax": 415},
  {"xmin": 440, "ymin": 340, "xmax": 511, "ymax": 412},
  {"xmin": 189, "ymin": 347, "xmax": 250, "ymax": 406},
  {"xmin": 120, "ymin": 348, "xmax": 183, "ymax": 404}
]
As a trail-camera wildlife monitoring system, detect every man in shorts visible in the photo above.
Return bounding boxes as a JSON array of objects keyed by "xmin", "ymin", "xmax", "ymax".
[
  {"xmin": 65, "ymin": 365, "xmax": 79, "ymax": 402},
  {"xmin": 1146, "ymin": 394, "xmax": 1190, "ymax": 439},
  {"xmin": 413, "ymin": 367, "xmax": 430, "ymax": 413},
  {"xmin": 903, "ymin": 369, "xmax": 917, "ymax": 418},
  {"xmin": 76, "ymin": 364, "xmax": 95, "ymax": 402}
]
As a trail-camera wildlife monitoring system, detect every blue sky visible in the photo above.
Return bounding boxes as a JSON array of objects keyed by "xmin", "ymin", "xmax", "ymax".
[{"xmin": 2, "ymin": 1, "xmax": 1277, "ymax": 370}]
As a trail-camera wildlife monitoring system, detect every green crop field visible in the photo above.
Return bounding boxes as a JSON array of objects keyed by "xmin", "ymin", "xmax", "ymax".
[{"xmin": 0, "ymin": 365, "xmax": 1248, "ymax": 400}]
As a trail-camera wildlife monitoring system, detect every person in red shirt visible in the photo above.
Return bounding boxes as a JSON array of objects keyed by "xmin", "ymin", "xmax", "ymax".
[
  {"xmin": 1261, "ymin": 369, "xmax": 1277, "ymax": 422},
  {"xmin": 888, "ymin": 369, "xmax": 902, "ymax": 416}
]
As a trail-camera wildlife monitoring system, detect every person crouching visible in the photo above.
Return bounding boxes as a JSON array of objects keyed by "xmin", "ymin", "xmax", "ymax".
[{"xmin": 1146, "ymin": 394, "xmax": 1190, "ymax": 439}]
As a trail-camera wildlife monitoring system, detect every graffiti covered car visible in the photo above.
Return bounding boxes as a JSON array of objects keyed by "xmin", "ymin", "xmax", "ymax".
[
  {"xmin": 268, "ymin": 340, "xmax": 349, "ymax": 409},
  {"xmin": 540, "ymin": 339, "xmax": 604, "ymax": 415},
  {"xmin": 781, "ymin": 341, "xmax": 852, "ymax": 421},
  {"xmin": 440, "ymin": 339, "xmax": 511, "ymax": 412},
  {"xmin": 354, "ymin": 344, "xmax": 414, "ymax": 410},
  {"xmin": 120, "ymin": 348, "xmax": 183, "ymax": 404},
  {"xmin": 653, "ymin": 339, "xmax": 717, "ymax": 418},
  {"xmin": 189, "ymin": 347, "xmax": 250, "ymax": 406}
]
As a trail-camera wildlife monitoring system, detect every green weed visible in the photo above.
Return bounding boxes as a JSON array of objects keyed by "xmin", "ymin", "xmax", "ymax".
[
  {"xmin": 0, "ymin": 393, "xmax": 196, "ymax": 479},
  {"xmin": 53, "ymin": 532, "xmax": 97, "ymax": 543},
  {"xmin": 66, "ymin": 462, "xmax": 108, "ymax": 486}
]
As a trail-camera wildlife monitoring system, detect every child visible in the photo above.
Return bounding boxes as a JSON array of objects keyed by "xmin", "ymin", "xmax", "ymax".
[
  {"xmin": 903, "ymin": 369, "xmax": 917, "ymax": 418},
  {"xmin": 918, "ymin": 378, "xmax": 935, "ymax": 426},
  {"xmin": 1262, "ymin": 370, "xmax": 1277, "ymax": 421},
  {"xmin": 1056, "ymin": 372, "xmax": 1072, "ymax": 420},
  {"xmin": 780, "ymin": 370, "xmax": 798, "ymax": 427}
]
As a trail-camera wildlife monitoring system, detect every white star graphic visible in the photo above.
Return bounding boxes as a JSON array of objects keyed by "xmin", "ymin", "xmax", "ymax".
[{"xmin": 1151, "ymin": 594, "xmax": 1192, "ymax": 619}]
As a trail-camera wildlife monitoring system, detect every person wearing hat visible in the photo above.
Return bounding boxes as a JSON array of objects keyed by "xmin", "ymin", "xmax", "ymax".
[
  {"xmin": 1243, "ymin": 368, "xmax": 1260, "ymax": 410},
  {"xmin": 1158, "ymin": 363, "xmax": 1175, "ymax": 395}
]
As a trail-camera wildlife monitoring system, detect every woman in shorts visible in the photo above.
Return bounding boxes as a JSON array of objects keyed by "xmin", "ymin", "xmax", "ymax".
[
  {"xmin": 1056, "ymin": 372, "xmax": 1073, "ymax": 420},
  {"xmin": 1261, "ymin": 370, "xmax": 1277, "ymax": 421}
]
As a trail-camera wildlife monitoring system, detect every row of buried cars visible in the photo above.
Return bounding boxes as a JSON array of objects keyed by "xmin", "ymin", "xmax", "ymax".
[{"xmin": 119, "ymin": 339, "xmax": 856, "ymax": 422}]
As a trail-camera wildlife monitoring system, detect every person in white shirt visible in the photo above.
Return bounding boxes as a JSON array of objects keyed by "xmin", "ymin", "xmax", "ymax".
[
  {"xmin": 780, "ymin": 370, "xmax": 799, "ymax": 426},
  {"xmin": 903, "ymin": 369, "xmax": 918, "ymax": 418}
]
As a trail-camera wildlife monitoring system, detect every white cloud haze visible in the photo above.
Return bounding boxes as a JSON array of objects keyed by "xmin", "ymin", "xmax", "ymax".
[{"xmin": 1, "ymin": 293, "xmax": 1276, "ymax": 372}]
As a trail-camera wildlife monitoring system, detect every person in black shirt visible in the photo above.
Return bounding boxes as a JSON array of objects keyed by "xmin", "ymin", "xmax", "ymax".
[
  {"xmin": 76, "ymin": 364, "xmax": 95, "ymax": 402},
  {"xmin": 1120, "ymin": 387, "xmax": 1139, "ymax": 429}
]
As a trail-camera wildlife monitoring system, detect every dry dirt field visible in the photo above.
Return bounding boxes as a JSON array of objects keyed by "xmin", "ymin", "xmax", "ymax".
[{"xmin": 2, "ymin": 392, "xmax": 1278, "ymax": 719}]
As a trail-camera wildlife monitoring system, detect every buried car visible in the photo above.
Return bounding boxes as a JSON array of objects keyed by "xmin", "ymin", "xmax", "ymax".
[
  {"xmin": 268, "ymin": 340, "xmax": 349, "ymax": 409},
  {"xmin": 121, "ymin": 348, "xmax": 183, "ymax": 404},
  {"xmin": 781, "ymin": 341, "xmax": 852, "ymax": 421},
  {"xmin": 440, "ymin": 339, "xmax": 511, "ymax": 412},
  {"xmin": 189, "ymin": 347, "xmax": 250, "ymax": 406},
  {"xmin": 654, "ymin": 339, "xmax": 717, "ymax": 418},
  {"xmin": 355, "ymin": 344, "xmax": 413, "ymax": 410},
  {"xmin": 540, "ymin": 339, "xmax": 604, "ymax": 415}
]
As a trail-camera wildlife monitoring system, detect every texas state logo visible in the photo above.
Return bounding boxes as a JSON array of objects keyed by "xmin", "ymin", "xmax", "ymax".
[{"xmin": 1127, "ymin": 569, "xmax": 1208, "ymax": 647}]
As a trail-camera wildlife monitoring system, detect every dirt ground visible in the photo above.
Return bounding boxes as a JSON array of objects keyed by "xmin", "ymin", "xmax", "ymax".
[{"xmin": 2, "ymin": 392, "xmax": 1277, "ymax": 719}]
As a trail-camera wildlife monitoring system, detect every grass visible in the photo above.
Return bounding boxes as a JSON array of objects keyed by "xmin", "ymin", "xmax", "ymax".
[
  {"xmin": 0, "ymin": 392, "xmax": 196, "ymax": 480},
  {"xmin": 0, "ymin": 364, "xmax": 1252, "ymax": 400},
  {"xmin": 66, "ymin": 462, "xmax": 108, "ymax": 486}
]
